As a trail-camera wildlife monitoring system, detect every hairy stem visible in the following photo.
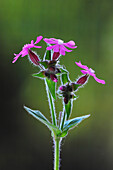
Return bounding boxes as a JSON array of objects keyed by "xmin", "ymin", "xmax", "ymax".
[{"xmin": 54, "ymin": 137, "xmax": 61, "ymax": 170}]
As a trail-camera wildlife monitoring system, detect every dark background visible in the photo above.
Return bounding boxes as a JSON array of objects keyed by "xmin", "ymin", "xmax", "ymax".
[{"xmin": 0, "ymin": 0, "xmax": 113, "ymax": 169}]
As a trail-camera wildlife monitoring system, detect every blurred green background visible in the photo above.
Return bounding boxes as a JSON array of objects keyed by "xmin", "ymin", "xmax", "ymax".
[{"xmin": 0, "ymin": 0, "xmax": 113, "ymax": 169}]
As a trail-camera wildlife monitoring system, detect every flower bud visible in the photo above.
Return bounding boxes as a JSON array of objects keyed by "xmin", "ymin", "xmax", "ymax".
[
  {"xmin": 50, "ymin": 74, "xmax": 58, "ymax": 82},
  {"xmin": 55, "ymin": 68, "xmax": 61, "ymax": 74},
  {"xmin": 28, "ymin": 49, "xmax": 40, "ymax": 66},
  {"xmin": 49, "ymin": 66, "xmax": 55, "ymax": 72},
  {"xmin": 44, "ymin": 71, "xmax": 50, "ymax": 78},
  {"xmin": 64, "ymin": 96, "xmax": 69, "ymax": 104},
  {"xmin": 59, "ymin": 85, "xmax": 66, "ymax": 91},
  {"xmin": 52, "ymin": 52, "xmax": 60, "ymax": 60},
  {"xmin": 76, "ymin": 74, "xmax": 89, "ymax": 85}
]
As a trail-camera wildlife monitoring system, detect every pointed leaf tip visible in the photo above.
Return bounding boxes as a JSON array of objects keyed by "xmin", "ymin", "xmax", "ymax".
[
  {"xmin": 63, "ymin": 114, "xmax": 90, "ymax": 131},
  {"xmin": 24, "ymin": 105, "xmax": 58, "ymax": 132}
]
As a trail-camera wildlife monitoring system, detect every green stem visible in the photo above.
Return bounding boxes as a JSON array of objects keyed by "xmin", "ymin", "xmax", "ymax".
[
  {"xmin": 60, "ymin": 111, "xmax": 66, "ymax": 130},
  {"xmin": 48, "ymin": 91, "xmax": 56, "ymax": 126},
  {"xmin": 54, "ymin": 138, "xmax": 61, "ymax": 170},
  {"xmin": 45, "ymin": 79, "xmax": 57, "ymax": 126}
]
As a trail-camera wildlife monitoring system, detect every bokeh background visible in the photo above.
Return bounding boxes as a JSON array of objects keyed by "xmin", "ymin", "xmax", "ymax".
[{"xmin": 1, "ymin": 0, "xmax": 113, "ymax": 169}]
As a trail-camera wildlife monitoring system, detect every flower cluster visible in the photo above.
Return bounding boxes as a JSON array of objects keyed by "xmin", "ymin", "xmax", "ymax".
[
  {"xmin": 12, "ymin": 36, "xmax": 77, "ymax": 63},
  {"xmin": 59, "ymin": 83, "xmax": 79, "ymax": 104},
  {"xmin": 13, "ymin": 35, "xmax": 105, "ymax": 104},
  {"xmin": 41, "ymin": 60, "xmax": 61, "ymax": 82}
]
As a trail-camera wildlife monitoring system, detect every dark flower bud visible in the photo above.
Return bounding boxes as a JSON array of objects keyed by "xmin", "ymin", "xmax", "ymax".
[
  {"xmin": 50, "ymin": 74, "xmax": 58, "ymax": 82},
  {"xmin": 59, "ymin": 85, "xmax": 66, "ymax": 91},
  {"xmin": 52, "ymin": 52, "xmax": 60, "ymax": 60},
  {"xmin": 70, "ymin": 94, "xmax": 73, "ymax": 99},
  {"xmin": 67, "ymin": 85, "xmax": 72, "ymax": 92},
  {"xmin": 49, "ymin": 66, "xmax": 56, "ymax": 73},
  {"xmin": 44, "ymin": 71, "xmax": 50, "ymax": 78},
  {"xmin": 55, "ymin": 68, "xmax": 61, "ymax": 74},
  {"xmin": 28, "ymin": 49, "xmax": 40, "ymax": 66},
  {"xmin": 48, "ymin": 60, "xmax": 57, "ymax": 66},
  {"xmin": 76, "ymin": 74, "xmax": 89, "ymax": 85},
  {"xmin": 64, "ymin": 96, "xmax": 69, "ymax": 104}
]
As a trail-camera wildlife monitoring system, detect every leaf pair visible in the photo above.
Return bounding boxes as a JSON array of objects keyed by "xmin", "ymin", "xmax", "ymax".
[{"xmin": 24, "ymin": 106, "xmax": 90, "ymax": 138}]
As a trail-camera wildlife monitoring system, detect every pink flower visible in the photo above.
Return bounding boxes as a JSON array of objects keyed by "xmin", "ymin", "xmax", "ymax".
[
  {"xmin": 43, "ymin": 38, "xmax": 77, "ymax": 56},
  {"xmin": 75, "ymin": 61, "xmax": 105, "ymax": 84},
  {"xmin": 12, "ymin": 36, "xmax": 43, "ymax": 63}
]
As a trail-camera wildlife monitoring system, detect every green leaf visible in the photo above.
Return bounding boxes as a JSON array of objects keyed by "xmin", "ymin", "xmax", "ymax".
[
  {"xmin": 24, "ymin": 106, "xmax": 58, "ymax": 132},
  {"xmin": 61, "ymin": 72, "xmax": 70, "ymax": 85},
  {"xmin": 38, "ymin": 61, "xmax": 48, "ymax": 69},
  {"xmin": 65, "ymin": 100, "xmax": 72, "ymax": 120},
  {"xmin": 63, "ymin": 114, "xmax": 90, "ymax": 131},
  {"xmin": 43, "ymin": 49, "xmax": 53, "ymax": 61},
  {"xmin": 45, "ymin": 78, "xmax": 56, "ymax": 100},
  {"xmin": 32, "ymin": 71, "xmax": 45, "ymax": 79},
  {"xmin": 57, "ymin": 130, "xmax": 68, "ymax": 138}
]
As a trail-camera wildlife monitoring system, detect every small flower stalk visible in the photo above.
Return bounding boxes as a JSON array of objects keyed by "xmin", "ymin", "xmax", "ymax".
[{"xmin": 13, "ymin": 36, "xmax": 105, "ymax": 170}]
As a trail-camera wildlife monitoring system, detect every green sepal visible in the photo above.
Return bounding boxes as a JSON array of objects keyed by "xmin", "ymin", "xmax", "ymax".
[
  {"xmin": 72, "ymin": 83, "xmax": 81, "ymax": 91},
  {"xmin": 63, "ymin": 114, "xmax": 90, "ymax": 131},
  {"xmin": 72, "ymin": 94, "xmax": 79, "ymax": 100},
  {"xmin": 38, "ymin": 61, "xmax": 48, "ymax": 69},
  {"xmin": 24, "ymin": 106, "xmax": 59, "ymax": 132},
  {"xmin": 65, "ymin": 100, "xmax": 72, "ymax": 120},
  {"xmin": 43, "ymin": 49, "xmax": 53, "ymax": 61},
  {"xmin": 61, "ymin": 72, "xmax": 70, "ymax": 85},
  {"xmin": 45, "ymin": 78, "xmax": 56, "ymax": 100},
  {"xmin": 32, "ymin": 71, "xmax": 45, "ymax": 79},
  {"xmin": 60, "ymin": 67, "xmax": 68, "ymax": 74},
  {"xmin": 57, "ymin": 89, "xmax": 63, "ymax": 97}
]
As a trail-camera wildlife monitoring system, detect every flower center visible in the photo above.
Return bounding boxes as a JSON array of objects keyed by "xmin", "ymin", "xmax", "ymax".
[
  {"xmin": 89, "ymin": 68, "xmax": 95, "ymax": 74},
  {"xmin": 58, "ymin": 39, "xmax": 64, "ymax": 45}
]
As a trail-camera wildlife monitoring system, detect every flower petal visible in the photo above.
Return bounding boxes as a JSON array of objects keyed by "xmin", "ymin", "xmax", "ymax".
[
  {"xmin": 64, "ymin": 41, "xmax": 77, "ymax": 49},
  {"xmin": 61, "ymin": 45, "xmax": 72, "ymax": 52},
  {"xmin": 46, "ymin": 45, "xmax": 56, "ymax": 50},
  {"xmin": 31, "ymin": 40, "xmax": 34, "ymax": 44},
  {"xmin": 60, "ymin": 46, "xmax": 65, "ymax": 55},
  {"xmin": 68, "ymin": 40, "xmax": 75, "ymax": 46},
  {"xmin": 35, "ymin": 36, "xmax": 43, "ymax": 44},
  {"xmin": 75, "ymin": 61, "xmax": 89, "ymax": 70},
  {"xmin": 81, "ymin": 70, "xmax": 88, "ymax": 74},
  {"xmin": 44, "ymin": 38, "xmax": 57, "ymax": 44},
  {"xmin": 53, "ymin": 44, "xmax": 60, "ymax": 52},
  {"xmin": 12, "ymin": 51, "xmax": 23, "ymax": 63},
  {"xmin": 12, "ymin": 55, "xmax": 19, "ymax": 63},
  {"xmin": 93, "ymin": 75, "xmax": 105, "ymax": 84},
  {"xmin": 33, "ymin": 45, "xmax": 42, "ymax": 49}
]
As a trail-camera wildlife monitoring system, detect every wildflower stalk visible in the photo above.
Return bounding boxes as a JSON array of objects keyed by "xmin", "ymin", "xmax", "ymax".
[
  {"xmin": 13, "ymin": 36, "xmax": 105, "ymax": 170},
  {"xmin": 54, "ymin": 137, "xmax": 61, "ymax": 170},
  {"xmin": 60, "ymin": 111, "xmax": 66, "ymax": 130},
  {"xmin": 45, "ymin": 79, "xmax": 57, "ymax": 126}
]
